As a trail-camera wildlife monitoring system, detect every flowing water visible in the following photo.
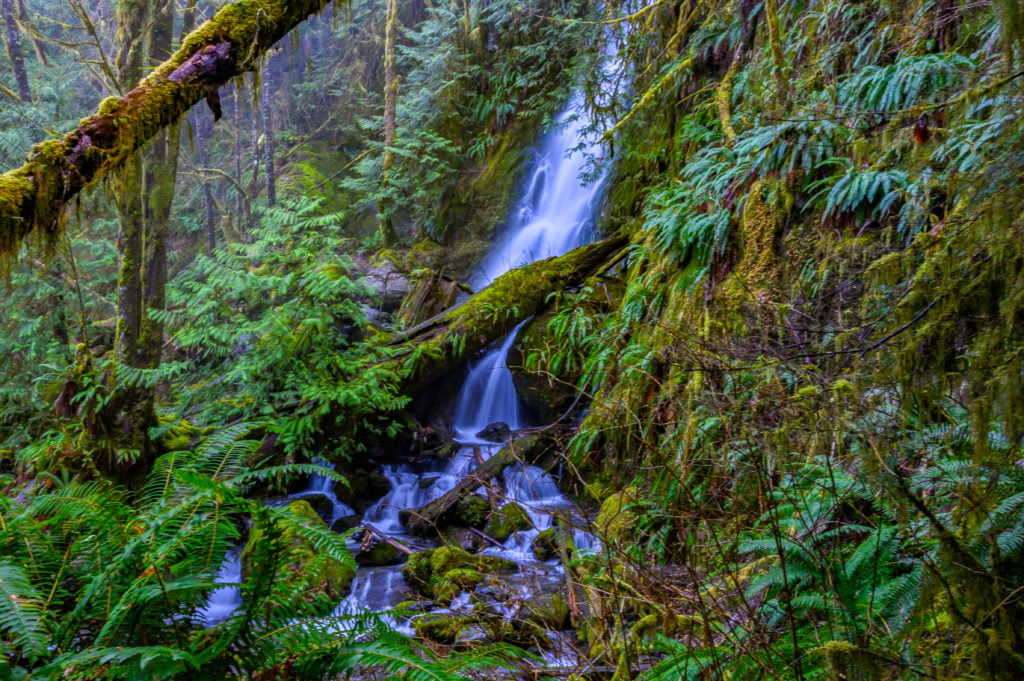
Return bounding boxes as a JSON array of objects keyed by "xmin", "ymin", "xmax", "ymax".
[{"xmin": 211, "ymin": 70, "xmax": 613, "ymax": 662}]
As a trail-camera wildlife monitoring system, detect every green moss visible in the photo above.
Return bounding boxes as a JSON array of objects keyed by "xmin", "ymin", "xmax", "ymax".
[
  {"xmin": 413, "ymin": 613, "xmax": 473, "ymax": 644},
  {"xmin": 484, "ymin": 502, "xmax": 532, "ymax": 542},
  {"xmin": 596, "ymin": 487, "xmax": 640, "ymax": 545},
  {"xmin": 453, "ymin": 494, "xmax": 489, "ymax": 528},
  {"xmin": 401, "ymin": 545, "xmax": 515, "ymax": 599}
]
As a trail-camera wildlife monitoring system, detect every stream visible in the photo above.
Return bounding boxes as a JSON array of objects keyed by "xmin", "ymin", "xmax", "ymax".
[{"xmin": 203, "ymin": 84, "xmax": 612, "ymax": 666}]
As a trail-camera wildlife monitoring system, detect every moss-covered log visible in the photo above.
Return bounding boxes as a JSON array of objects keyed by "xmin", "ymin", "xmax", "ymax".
[
  {"xmin": 380, "ymin": 235, "xmax": 628, "ymax": 396},
  {"xmin": 0, "ymin": 0, "xmax": 337, "ymax": 264}
]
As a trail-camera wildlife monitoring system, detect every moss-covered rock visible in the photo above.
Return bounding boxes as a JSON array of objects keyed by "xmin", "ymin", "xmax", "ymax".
[
  {"xmin": 533, "ymin": 527, "xmax": 558, "ymax": 561},
  {"xmin": 412, "ymin": 613, "xmax": 474, "ymax": 644},
  {"xmin": 485, "ymin": 502, "xmax": 532, "ymax": 542},
  {"xmin": 242, "ymin": 500, "xmax": 355, "ymax": 600},
  {"xmin": 401, "ymin": 545, "xmax": 516, "ymax": 600},
  {"xmin": 452, "ymin": 494, "xmax": 490, "ymax": 528},
  {"xmin": 355, "ymin": 539, "xmax": 404, "ymax": 567},
  {"xmin": 596, "ymin": 486, "xmax": 640, "ymax": 546}
]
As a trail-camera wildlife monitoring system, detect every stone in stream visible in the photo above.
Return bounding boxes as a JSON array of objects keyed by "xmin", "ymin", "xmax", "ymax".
[
  {"xmin": 355, "ymin": 539, "xmax": 405, "ymax": 567},
  {"xmin": 452, "ymin": 494, "xmax": 490, "ymax": 528},
  {"xmin": 484, "ymin": 501, "xmax": 532, "ymax": 542},
  {"xmin": 476, "ymin": 421, "xmax": 512, "ymax": 443},
  {"xmin": 532, "ymin": 527, "xmax": 558, "ymax": 561},
  {"xmin": 330, "ymin": 514, "xmax": 361, "ymax": 533},
  {"xmin": 401, "ymin": 545, "xmax": 516, "ymax": 601}
]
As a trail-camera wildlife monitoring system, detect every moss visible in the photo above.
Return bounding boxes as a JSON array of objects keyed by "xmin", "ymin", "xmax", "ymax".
[
  {"xmin": 401, "ymin": 545, "xmax": 515, "ymax": 599},
  {"xmin": 452, "ymin": 494, "xmax": 489, "ymax": 528},
  {"xmin": 596, "ymin": 487, "xmax": 640, "ymax": 545},
  {"xmin": 484, "ymin": 502, "xmax": 532, "ymax": 542},
  {"xmin": 533, "ymin": 527, "xmax": 557, "ymax": 561},
  {"xmin": 413, "ymin": 613, "xmax": 473, "ymax": 644}
]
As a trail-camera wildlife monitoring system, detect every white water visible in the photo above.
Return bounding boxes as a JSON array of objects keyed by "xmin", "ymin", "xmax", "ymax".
[
  {"xmin": 332, "ymin": 68, "xmax": 613, "ymax": 642},
  {"xmin": 197, "ymin": 548, "xmax": 243, "ymax": 626}
]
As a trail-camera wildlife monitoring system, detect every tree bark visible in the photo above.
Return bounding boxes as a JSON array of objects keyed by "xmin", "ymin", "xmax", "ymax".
[
  {"xmin": 1, "ymin": 0, "xmax": 30, "ymax": 101},
  {"xmin": 0, "ymin": 0, "xmax": 337, "ymax": 266},
  {"xmin": 260, "ymin": 69, "xmax": 276, "ymax": 208},
  {"xmin": 376, "ymin": 0, "xmax": 399, "ymax": 246}
]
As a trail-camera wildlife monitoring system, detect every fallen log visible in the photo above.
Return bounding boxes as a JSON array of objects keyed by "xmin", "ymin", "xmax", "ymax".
[
  {"xmin": 360, "ymin": 521, "xmax": 419, "ymax": 555},
  {"xmin": 404, "ymin": 434, "xmax": 544, "ymax": 535},
  {"xmin": 373, "ymin": 235, "xmax": 627, "ymax": 397},
  {"xmin": 0, "ymin": 0, "xmax": 337, "ymax": 265}
]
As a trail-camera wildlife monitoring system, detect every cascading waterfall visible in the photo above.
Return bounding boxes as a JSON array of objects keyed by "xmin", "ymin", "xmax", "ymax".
[{"xmin": 340, "ymin": 83, "xmax": 613, "ymax": 633}]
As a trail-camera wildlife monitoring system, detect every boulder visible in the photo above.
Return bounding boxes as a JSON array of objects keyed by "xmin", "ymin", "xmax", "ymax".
[
  {"xmin": 484, "ymin": 502, "xmax": 532, "ymax": 542},
  {"xmin": 476, "ymin": 421, "xmax": 512, "ymax": 443},
  {"xmin": 532, "ymin": 527, "xmax": 557, "ymax": 561},
  {"xmin": 401, "ymin": 546, "xmax": 516, "ymax": 600},
  {"xmin": 330, "ymin": 514, "xmax": 361, "ymax": 533}
]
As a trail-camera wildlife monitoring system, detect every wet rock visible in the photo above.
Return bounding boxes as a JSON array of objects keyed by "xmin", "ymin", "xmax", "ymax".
[
  {"xmin": 522, "ymin": 588, "xmax": 571, "ymax": 630},
  {"xmin": 334, "ymin": 469, "xmax": 390, "ymax": 512},
  {"xmin": 355, "ymin": 539, "xmax": 404, "ymax": 567},
  {"xmin": 401, "ymin": 546, "xmax": 516, "ymax": 600},
  {"xmin": 485, "ymin": 501, "xmax": 532, "ymax": 542},
  {"xmin": 476, "ymin": 421, "xmax": 512, "ymax": 443},
  {"xmin": 452, "ymin": 494, "xmax": 490, "ymax": 528},
  {"xmin": 330, "ymin": 514, "xmax": 361, "ymax": 533},
  {"xmin": 412, "ymin": 612, "xmax": 474, "ymax": 644},
  {"xmin": 418, "ymin": 474, "xmax": 441, "ymax": 489},
  {"xmin": 242, "ymin": 500, "xmax": 355, "ymax": 600},
  {"xmin": 532, "ymin": 527, "xmax": 558, "ymax": 561},
  {"xmin": 293, "ymin": 493, "xmax": 334, "ymax": 524}
]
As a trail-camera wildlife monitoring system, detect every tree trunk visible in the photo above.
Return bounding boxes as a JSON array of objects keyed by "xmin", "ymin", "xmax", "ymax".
[
  {"xmin": 0, "ymin": 0, "xmax": 339, "ymax": 264},
  {"xmin": 378, "ymin": 235, "xmax": 627, "ymax": 396},
  {"xmin": 260, "ymin": 70, "xmax": 276, "ymax": 207},
  {"xmin": 376, "ymin": 0, "xmax": 399, "ymax": 246},
  {"xmin": 194, "ymin": 112, "xmax": 217, "ymax": 253},
  {"xmin": 2, "ymin": 0, "xmax": 30, "ymax": 101}
]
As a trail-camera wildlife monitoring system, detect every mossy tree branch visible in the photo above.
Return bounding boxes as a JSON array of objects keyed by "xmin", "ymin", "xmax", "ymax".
[{"xmin": 0, "ymin": 0, "xmax": 339, "ymax": 267}]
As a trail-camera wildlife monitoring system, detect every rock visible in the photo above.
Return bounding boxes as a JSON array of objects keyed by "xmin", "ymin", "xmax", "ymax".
[
  {"xmin": 476, "ymin": 421, "xmax": 512, "ymax": 443},
  {"xmin": 452, "ymin": 494, "xmax": 490, "ymax": 528},
  {"xmin": 532, "ymin": 527, "xmax": 558, "ymax": 561},
  {"xmin": 401, "ymin": 546, "xmax": 516, "ymax": 600},
  {"xmin": 596, "ymin": 486, "xmax": 640, "ymax": 545},
  {"xmin": 242, "ymin": 500, "xmax": 355, "ymax": 600},
  {"xmin": 293, "ymin": 493, "xmax": 334, "ymax": 524},
  {"xmin": 356, "ymin": 539, "xmax": 404, "ymax": 567},
  {"xmin": 522, "ymin": 589, "xmax": 571, "ymax": 630},
  {"xmin": 334, "ymin": 469, "xmax": 390, "ymax": 511},
  {"xmin": 412, "ymin": 613, "xmax": 473, "ymax": 644},
  {"xmin": 418, "ymin": 474, "xmax": 441, "ymax": 489},
  {"xmin": 485, "ymin": 502, "xmax": 532, "ymax": 542},
  {"xmin": 330, "ymin": 514, "xmax": 361, "ymax": 533},
  {"xmin": 363, "ymin": 261, "xmax": 411, "ymax": 312}
]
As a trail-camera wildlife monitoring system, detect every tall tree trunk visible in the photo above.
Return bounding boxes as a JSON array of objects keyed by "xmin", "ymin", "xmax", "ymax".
[
  {"xmin": 260, "ymin": 70, "xmax": 276, "ymax": 207},
  {"xmin": 1, "ymin": 0, "xmax": 30, "ymax": 101},
  {"xmin": 194, "ymin": 112, "xmax": 217, "ymax": 253},
  {"xmin": 377, "ymin": 0, "xmax": 399, "ymax": 245}
]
